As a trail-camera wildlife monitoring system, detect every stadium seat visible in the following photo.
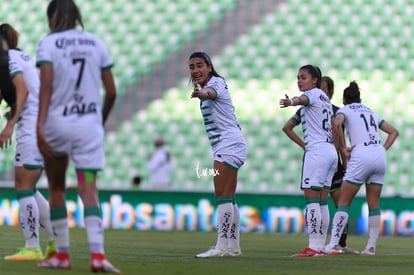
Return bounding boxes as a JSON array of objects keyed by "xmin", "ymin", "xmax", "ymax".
[{"xmin": 0, "ymin": 0, "xmax": 412, "ymax": 196}]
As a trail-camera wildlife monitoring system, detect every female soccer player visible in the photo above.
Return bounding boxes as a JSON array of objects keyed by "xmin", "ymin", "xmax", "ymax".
[
  {"xmin": 280, "ymin": 65, "xmax": 338, "ymax": 257},
  {"xmin": 36, "ymin": 0, "xmax": 119, "ymax": 273},
  {"xmin": 189, "ymin": 52, "xmax": 247, "ymax": 258},
  {"xmin": 282, "ymin": 76, "xmax": 358, "ymax": 254},
  {"xmin": 325, "ymin": 81, "xmax": 398, "ymax": 256},
  {"xmin": 0, "ymin": 23, "xmax": 56, "ymax": 261}
]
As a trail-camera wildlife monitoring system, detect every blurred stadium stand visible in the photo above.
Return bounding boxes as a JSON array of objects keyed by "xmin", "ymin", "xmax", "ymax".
[{"xmin": 0, "ymin": 0, "xmax": 413, "ymax": 196}]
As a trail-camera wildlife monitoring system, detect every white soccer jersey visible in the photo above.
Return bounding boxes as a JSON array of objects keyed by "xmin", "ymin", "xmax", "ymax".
[
  {"xmin": 336, "ymin": 103, "xmax": 383, "ymax": 146},
  {"xmin": 300, "ymin": 88, "xmax": 334, "ymax": 150},
  {"xmin": 8, "ymin": 49, "xmax": 43, "ymax": 168},
  {"xmin": 8, "ymin": 49, "xmax": 39, "ymax": 116},
  {"xmin": 36, "ymin": 29, "xmax": 113, "ymax": 124},
  {"xmin": 200, "ymin": 76, "xmax": 246, "ymax": 154}
]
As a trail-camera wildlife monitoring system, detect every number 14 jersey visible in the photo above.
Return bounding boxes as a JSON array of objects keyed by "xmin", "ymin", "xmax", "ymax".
[{"xmin": 336, "ymin": 103, "xmax": 384, "ymax": 147}]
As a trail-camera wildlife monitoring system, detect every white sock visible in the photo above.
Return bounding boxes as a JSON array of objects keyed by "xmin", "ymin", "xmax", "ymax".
[
  {"xmin": 319, "ymin": 203, "xmax": 330, "ymax": 251},
  {"xmin": 366, "ymin": 209, "xmax": 381, "ymax": 251},
  {"xmin": 215, "ymin": 202, "xmax": 233, "ymax": 250},
  {"xmin": 33, "ymin": 190, "xmax": 54, "ymax": 242},
  {"xmin": 328, "ymin": 209, "xmax": 349, "ymax": 248},
  {"xmin": 85, "ymin": 215, "xmax": 104, "ymax": 254},
  {"xmin": 19, "ymin": 195, "xmax": 40, "ymax": 248},
  {"xmin": 306, "ymin": 202, "xmax": 321, "ymax": 251},
  {"xmin": 228, "ymin": 204, "xmax": 240, "ymax": 251},
  {"xmin": 51, "ymin": 218, "xmax": 70, "ymax": 253}
]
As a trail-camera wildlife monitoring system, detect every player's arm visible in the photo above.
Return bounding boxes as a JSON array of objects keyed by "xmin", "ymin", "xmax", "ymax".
[
  {"xmin": 8, "ymin": 74, "xmax": 27, "ymax": 125},
  {"xmin": 0, "ymin": 73, "xmax": 28, "ymax": 148},
  {"xmin": 37, "ymin": 63, "xmax": 54, "ymax": 157},
  {"xmin": 379, "ymin": 120, "xmax": 399, "ymax": 150},
  {"xmin": 279, "ymin": 94, "xmax": 308, "ymax": 108},
  {"xmin": 333, "ymin": 113, "xmax": 349, "ymax": 168},
  {"xmin": 282, "ymin": 113, "xmax": 305, "ymax": 150},
  {"xmin": 331, "ymin": 116, "xmax": 339, "ymax": 151},
  {"xmin": 191, "ymin": 83, "xmax": 217, "ymax": 100},
  {"xmin": 101, "ymin": 68, "xmax": 116, "ymax": 126}
]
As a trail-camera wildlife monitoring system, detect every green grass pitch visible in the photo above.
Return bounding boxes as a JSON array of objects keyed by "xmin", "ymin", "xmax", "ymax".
[{"xmin": 1, "ymin": 226, "xmax": 414, "ymax": 275}]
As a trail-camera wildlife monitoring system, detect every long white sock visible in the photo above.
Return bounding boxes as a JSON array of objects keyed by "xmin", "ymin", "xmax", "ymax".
[
  {"xmin": 328, "ymin": 206, "xmax": 349, "ymax": 248},
  {"xmin": 306, "ymin": 202, "xmax": 321, "ymax": 250},
  {"xmin": 85, "ymin": 206, "xmax": 104, "ymax": 254},
  {"xmin": 319, "ymin": 202, "xmax": 330, "ymax": 251},
  {"xmin": 50, "ymin": 207, "xmax": 70, "ymax": 253},
  {"xmin": 215, "ymin": 197, "xmax": 233, "ymax": 250},
  {"xmin": 228, "ymin": 203, "xmax": 240, "ymax": 251},
  {"xmin": 16, "ymin": 190, "xmax": 41, "ymax": 248},
  {"xmin": 33, "ymin": 190, "xmax": 54, "ymax": 242},
  {"xmin": 366, "ymin": 208, "xmax": 381, "ymax": 251}
]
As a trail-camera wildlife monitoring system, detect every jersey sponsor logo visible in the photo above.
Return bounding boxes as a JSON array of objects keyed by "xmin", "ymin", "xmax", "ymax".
[
  {"xmin": 78, "ymin": 38, "xmax": 96, "ymax": 46},
  {"xmin": 349, "ymin": 104, "xmax": 364, "ymax": 110},
  {"xmin": 56, "ymin": 38, "xmax": 96, "ymax": 49},
  {"xmin": 56, "ymin": 38, "xmax": 76, "ymax": 49},
  {"xmin": 364, "ymin": 140, "xmax": 380, "ymax": 146},
  {"xmin": 63, "ymin": 93, "xmax": 98, "ymax": 116},
  {"xmin": 63, "ymin": 102, "xmax": 97, "ymax": 116}
]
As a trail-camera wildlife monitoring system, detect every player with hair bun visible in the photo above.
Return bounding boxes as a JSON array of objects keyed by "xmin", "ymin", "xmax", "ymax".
[{"xmin": 325, "ymin": 81, "xmax": 398, "ymax": 256}]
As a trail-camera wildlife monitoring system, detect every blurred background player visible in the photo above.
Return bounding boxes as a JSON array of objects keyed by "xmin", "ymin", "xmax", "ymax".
[
  {"xmin": 189, "ymin": 52, "xmax": 247, "ymax": 258},
  {"xmin": 35, "ymin": 0, "xmax": 120, "ymax": 272},
  {"xmin": 146, "ymin": 136, "xmax": 172, "ymax": 189},
  {"xmin": 0, "ymin": 23, "xmax": 55, "ymax": 261},
  {"xmin": 280, "ymin": 65, "xmax": 338, "ymax": 257},
  {"xmin": 325, "ymin": 81, "xmax": 398, "ymax": 256},
  {"xmin": 282, "ymin": 76, "xmax": 358, "ymax": 254}
]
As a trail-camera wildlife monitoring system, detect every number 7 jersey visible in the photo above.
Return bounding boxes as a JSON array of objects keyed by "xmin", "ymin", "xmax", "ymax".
[
  {"xmin": 36, "ymin": 29, "xmax": 113, "ymax": 123},
  {"xmin": 336, "ymin": 103, "xmax": 384, "ymax": 147}
]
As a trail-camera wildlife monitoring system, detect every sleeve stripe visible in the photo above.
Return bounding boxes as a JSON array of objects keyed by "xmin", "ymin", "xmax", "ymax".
[
  {"xmin": 101, "ymin": 64, "xmax": 114, "ymax": 71},
  {"xmin": 36, "ymin": 60, "xmax": 53, "ymax": 67}
]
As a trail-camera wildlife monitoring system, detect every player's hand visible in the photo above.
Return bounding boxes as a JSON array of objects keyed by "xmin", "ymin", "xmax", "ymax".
[
  {"xmin": 279, "ymin": 94, "xmax": 291, "ymax": 108},
  {"xmin": 4, "ymin": 110, "xmax": 13, "ymax": 121},
  {"xmin": 0, "ymin": 124, "xmax": 14, "ymax": 149},
  {"xmin": 191, "ymin": 83, "xmax": 204, "ymax": 99},
  {"xmin": 0, "ymin": 134, "xmax": 12, "ymax": 149},
  {"xmin": 340, "ymin": 145, "xmax": 355, "ymax": 163}
]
